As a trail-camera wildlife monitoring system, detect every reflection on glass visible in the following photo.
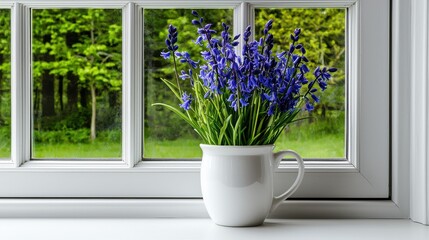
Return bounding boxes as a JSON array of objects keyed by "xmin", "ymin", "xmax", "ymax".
[
  {"xmin": 0, "ymin": 9, "xmax": 11, "ymax": 159},
  {"xmin": 143, "ymin": 9, "xmax": 234, "ymax": 158},
  {"xmin": 32, "ymin": 9, "xmax": 122, "ymax": 158},
  {"xmin": 255, "ymin": 8, "xmax": 346, "ymax": 158}
]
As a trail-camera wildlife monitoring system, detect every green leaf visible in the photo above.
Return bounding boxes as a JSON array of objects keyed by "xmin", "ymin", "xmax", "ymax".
[{"xmin": 218, "ymin": 114, "xmax": 232, "ymax": 145}]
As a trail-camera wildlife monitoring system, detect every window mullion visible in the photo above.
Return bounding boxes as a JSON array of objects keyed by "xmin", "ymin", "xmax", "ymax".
[
  {"xmin": 122, "ymin": 2, "xmax": 143, "ymax": 167},
  {"xmin": 347, "ymin": 1, "xmax": 359, "ymax": 168},
  {"xmin": 11, "ymin": 3, "xmax": 31, "ymax": 167},
  {"xmin": 234, "ymin": 2, "xmax": 253, "ymax": 54}
]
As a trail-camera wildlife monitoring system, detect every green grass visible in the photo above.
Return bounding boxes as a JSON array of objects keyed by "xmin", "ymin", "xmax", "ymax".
[
  {"xmin": 144, "ymin": 113, "xmax": 346, "ymax": 159},
  {"xmin": 143, "ymin": 133, "xmax": 344, "ymax": 159},
  {"xmin": 144, "ymin": 137, "xmax": 202, "ymax": 159},
  {"xmin": 1, "ymin": 134, "xmax": 344, "ymax": 159},
  {"xmin": 32, "ymin": 141, "xmax": 121, "ymax": 158},
  {"xmin": 1, "ymin": 141, "xmax": 121, "ymax": 159},
  {"xmin": 0, "ymin": 115, "xmax": 345, "ymax": 159},
  {"xmin": 0, "ymin": 133, "xmax": 11, "ymax": 159},
  {"xmin": 0, "ymin": 144, "xmax": 10, "ymax": 159},
  {"xmin": 274, "ymin": 133, "xmax": 344, "ymax": 158}
]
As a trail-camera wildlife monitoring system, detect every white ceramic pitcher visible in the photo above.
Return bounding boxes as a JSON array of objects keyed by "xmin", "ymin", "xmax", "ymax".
[{"xmin": 200, "ymin": 144, "xmax": 305, "ymax": 227}]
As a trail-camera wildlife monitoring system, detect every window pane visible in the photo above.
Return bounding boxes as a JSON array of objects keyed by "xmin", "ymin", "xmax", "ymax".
[
  {"xmin": 32, "ymin": 9, "xmax": 122, "ymax": 158},
  {"xmin": 143, "ymin": 9, "xmax": 233, "ymax": 159},
  {"xmin": 0, "ymin": 9, "xmax": 11, "ymax": 159},
  {"xmin": 255, "ymin": 8, "xmax": 346, "ymax": 158},
  {"xmin": 143, "ymin": 8, "xmax": 346, "ymax": 159}
]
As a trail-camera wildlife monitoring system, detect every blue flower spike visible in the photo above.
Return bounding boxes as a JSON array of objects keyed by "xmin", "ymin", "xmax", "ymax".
[{"xmin": 159, "ymin": 11, "xmax": 336, "ymax": 115}]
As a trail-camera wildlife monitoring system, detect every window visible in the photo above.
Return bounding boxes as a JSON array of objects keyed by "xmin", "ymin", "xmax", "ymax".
[
  {"xmin": 0, "ymin": 9, "xmax": 11, "ymax": 159},
  {"xmin": 31, "ymin": 8, "xmax": 122, "ymax": 159},
  {"xmin": 0, "ymin": 0, "xmax": 390, "ymax": 202}
]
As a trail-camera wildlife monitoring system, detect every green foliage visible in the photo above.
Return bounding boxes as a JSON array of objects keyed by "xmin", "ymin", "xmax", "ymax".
[
  {"xmin": 33, "ymin": 129, "xmax": 121, "ymax": 144},
  {"xmin": 35, "ymin": 109, "xmax": 90, "ymax": 131},
  {"xmin": 0, "ymin": 127, "xmax": 11, "ymax": 151},
  {"xmin": 154, "ymin": 74, "xmax": 299, "ymax": 145},
  {"xmin": 34, "ymin": 129, "xmax": 91, "ymax": 144},
  {"xmin": 97, "ymin": 130, "xmax": 122, "ymax": 143},
  {"xmin": 0, "ymin": 10, "xmax": 11, "ymax": 158},
  {"xmin": 32, "ymin": 9, "xmax": 122, "ymax": 141},
  {"xmin": 32, "ymin": 9, "xmax": 122, "ymax": 83}
]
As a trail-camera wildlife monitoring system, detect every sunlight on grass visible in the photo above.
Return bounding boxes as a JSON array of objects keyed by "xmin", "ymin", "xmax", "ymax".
[
  {"xmin": 1, "ymin": 134, "xmax": 344, "ymax": 159},
  {"xmin": 32, "ymin": 141, "xmax": 121, "ymax": 159},
  {"xmin": 144, "ymin": 133, "xmax": 344, "ymax": 159},
  {"xmin": 0, "ymin": 143, "xmax": 10, "ymax": 159},
  {"xmin": 144, "ymin": 114, "xmax": 346, "ymax": 159},
  {"xmin": 144, "ymin": 138, "xmax": 202, "ymax": 159}
]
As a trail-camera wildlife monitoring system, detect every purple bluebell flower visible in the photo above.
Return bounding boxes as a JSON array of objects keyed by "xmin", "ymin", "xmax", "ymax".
[
  {"xmin": 178, "ymin": 51, "xmax": 199, "ymax": 69},
  {"xmin": 191, "ymin": 10, "xmax": 199, "ymax": 17},
  {"xmin": 318, "ymin": 80, "xmax": 328, "ymax": 91},
  {"xmin": 165, "ymin": 25, "xmax": 178, "ymax": 52},
  {"xmin": 243, "ymin": 26, "xmax": 252, "ymax": 42},
  {"xmin": 192, "ymin": 19, "xmax": 200, "ymax": 25},
  {"xmin": 194, "ymin": 36, "xmax": 203, "ymax": 45},
  {"xmin": 311, "ymin": 94, "xmax": 320, "ymax": 103},
  {"xmin": 160, "ymin": 51, "xmax": 170, "ymax": 59},
  {"xmin": 263, "ymin": 19, "xmax": 273, "ymax": 35},
  {"xmin": 300, "ymin": 64, "xmax": 309, "ymax": 74},
  {"xmin": 305, "ymin": 102, "xmax": 314, "ymax": 111},
  {"xmin": 160, "ymin": 13, "xmax": 335, "ymax": 115},
  {"xmin": 268, "ymin": 104, "xmax": 276, "ymax": 116},
  {"xmin": 179, "ymin": 70, "xmax": 190, "ymax": 80},
  {"xmin": 180, "ymin": 92, "xmax": 192, "ymax": 111},
  {"xmin": 240, "ymin": 98, "xmax": 249, "ymax": 107}
]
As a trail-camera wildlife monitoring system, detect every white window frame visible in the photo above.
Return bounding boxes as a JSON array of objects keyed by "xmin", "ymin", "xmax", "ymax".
[{"xmin": 0, "ymin": 0, "xmax": 419, "ymax": 221}]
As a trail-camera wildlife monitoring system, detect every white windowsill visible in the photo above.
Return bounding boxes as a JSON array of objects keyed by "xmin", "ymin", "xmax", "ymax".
[{"xmin": 1, "ymin": 219, "xmax": 427, "ymax": 240}]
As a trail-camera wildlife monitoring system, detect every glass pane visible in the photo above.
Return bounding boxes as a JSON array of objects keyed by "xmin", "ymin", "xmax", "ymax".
[
  {"xmin": 0, "ymin": 9, "xmax": 11, "ymax": 159},
  {"xmin": 144, "ymin": 8, "xmax": 346, "ymax": 159},
  {"xmin": 143, "ymin": 9, "xmax": 234, "ymax": 159},
  {"xmin": 255, "ymin": 8, "xmax": 346, "ymax": 158},
  {"xmin": 32, "ymin": 9, "xmax": 122, "ymax": 158}
]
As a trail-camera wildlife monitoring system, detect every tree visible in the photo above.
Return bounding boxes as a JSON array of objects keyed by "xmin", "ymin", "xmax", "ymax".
[
  {"xmin": 70, "ymin": 9, "xmax": 122, "ymax": 140},
  {"xmin": 32, "ymin": 9, "xmax": 122, "ymax": 140}
]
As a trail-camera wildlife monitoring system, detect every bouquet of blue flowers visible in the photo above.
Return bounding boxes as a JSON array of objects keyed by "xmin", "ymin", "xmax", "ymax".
[{"xmin": 154, "ymin": 10, "xmax": 336, "ymax": 145}]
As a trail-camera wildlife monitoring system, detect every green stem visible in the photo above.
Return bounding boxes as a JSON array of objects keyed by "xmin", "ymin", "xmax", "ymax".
[{"xmin": 172, "ymin": 53, "xmax": 182, "ymax": 95}]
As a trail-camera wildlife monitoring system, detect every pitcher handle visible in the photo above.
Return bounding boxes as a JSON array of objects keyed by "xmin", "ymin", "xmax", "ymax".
[{"xmin": 270, "ymin": 150, "xmax": 305, "ymax": 213}]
